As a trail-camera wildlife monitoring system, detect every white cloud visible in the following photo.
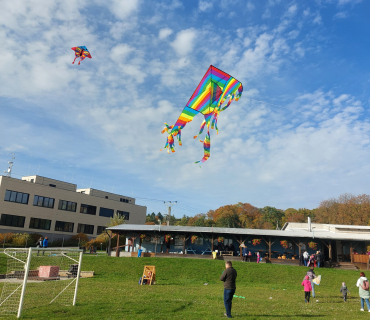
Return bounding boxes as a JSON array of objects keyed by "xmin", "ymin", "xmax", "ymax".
[
  {"xmin": 110, "ymin": 44, "xmax": 134, "ymax": 62},
  {"xmin": 170, "ymin": 28, "xmax": 197, "ymax": 56},
  {"xmin": 313, "ymin": 13, "xmax": 322, "ymax": 24},
  {"xmin": 198, "ymin": 1, "xmax": 213, "ymax": 12},
  {"xmin": 107, "ymin": 0, "xmax": 140, "ymax": 20},
  {"xmin": 334, "ymin": 11, "xmax": 348, "ymax": 19},
  {"xmin": 286, "ymin": 4, "xmax": 298, "ymax": 17},
  {"xmin": 246, "ymin": 2, "xmax": 255, "ymax": 11},
  {"xmin": 158, "ymin": 28, "xmax": 173, "ymax": 40}
]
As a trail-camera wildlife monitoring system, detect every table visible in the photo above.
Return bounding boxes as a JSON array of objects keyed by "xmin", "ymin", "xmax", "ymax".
[
  {"xmin": 220, "ymin": 251, "xmax": 233, "ymax": 256},
  {"xmin": 186, "ymin": 247, "xmax": 197, "ymax": 254},
  {"xmin": 201, "ymin": 249, "xmax": 212, "ymax": 255}
]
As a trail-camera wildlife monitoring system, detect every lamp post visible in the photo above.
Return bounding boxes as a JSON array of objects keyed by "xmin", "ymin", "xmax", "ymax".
[{"xmin": 100, "ymin": 243, "xmax": 103, "ymax": 253}]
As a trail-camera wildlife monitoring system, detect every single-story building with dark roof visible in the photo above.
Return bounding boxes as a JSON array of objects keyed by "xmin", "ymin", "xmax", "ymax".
[{"xmin": 107, "ymin": 220, "xmax": 370, "ymax": 267}]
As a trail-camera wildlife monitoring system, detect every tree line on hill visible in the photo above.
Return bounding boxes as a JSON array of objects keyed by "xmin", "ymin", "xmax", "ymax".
[{"xmin": 146, "ymin": 193, "xmax": 370, "ymax": 229}]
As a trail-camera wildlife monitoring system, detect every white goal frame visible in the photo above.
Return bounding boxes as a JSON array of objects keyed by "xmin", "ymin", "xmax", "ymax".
[{"xmin": 0, "ymin": 247, "xmax": 83, "ymax": 318}]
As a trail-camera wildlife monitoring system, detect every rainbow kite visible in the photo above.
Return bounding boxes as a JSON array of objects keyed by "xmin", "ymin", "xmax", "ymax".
[
  {"xmin": 71, "ymin": 46, "xmax": 92, "ymax": 65},
  {"xmin": 161, "ymin": 65, "xmax": 243, "ymax": 164}
]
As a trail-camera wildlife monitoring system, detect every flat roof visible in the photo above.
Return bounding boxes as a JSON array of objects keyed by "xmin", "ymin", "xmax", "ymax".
[{"xmin": 107, "ymin": 224, "xmax": 370, "ymax": 241}]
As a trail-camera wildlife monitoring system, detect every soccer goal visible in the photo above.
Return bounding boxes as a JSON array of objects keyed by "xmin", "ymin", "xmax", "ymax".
[{"xmin": 0, "ymin": 247, "xmax": 83, "ymax": 318}]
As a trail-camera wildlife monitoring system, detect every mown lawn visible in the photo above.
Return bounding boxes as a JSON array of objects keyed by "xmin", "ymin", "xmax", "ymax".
[{"xmin": 0, "ymin": 254, "xmax": 369, "ymax": 319}]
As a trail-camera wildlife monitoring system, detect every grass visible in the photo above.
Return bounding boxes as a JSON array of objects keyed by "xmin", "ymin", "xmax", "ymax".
[{"xmin": 0, "ymin": 254, "xmax": 369, "ymax": 319}]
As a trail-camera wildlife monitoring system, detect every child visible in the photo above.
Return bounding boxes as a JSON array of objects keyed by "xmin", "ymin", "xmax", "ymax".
[
  {"xmin": 340, "ymin": 282, "xmax": 348, "ymax": 302},
  {"xmin": 256, "ymin": 252, "xmax": 260, "ymax": 263},
  {"xmin": 302, "ymin": 275, "xmax": 312, "ymax": 303}
]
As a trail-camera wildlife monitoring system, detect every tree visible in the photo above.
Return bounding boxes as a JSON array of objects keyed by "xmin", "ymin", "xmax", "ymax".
[
  {"xmin": 261, "ymin": 206, "xmax": 285, "ymax": 229},
  {"xmin": 106, "ymin": 213, "xmax": 127, "ymax": 256},
  {"xmin": 237, "ymin": 203, "xmax": 263, "ymax": 229},
  {"xmin": 175, "ymin": 215, "xmax": 190, "ymax": 226}
]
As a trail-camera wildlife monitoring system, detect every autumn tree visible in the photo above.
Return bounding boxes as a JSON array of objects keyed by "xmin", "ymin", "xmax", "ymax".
[
  {"xmin": 261, "ymin": 206, "xmax": 285, "ymax": 229},
  {"xmin": 237, "ymin": 203, "xmax": 263, "ymax": 229},
  {"xmin": 315, "ymin": 193, "xmax": 370, "ymax": 225}
]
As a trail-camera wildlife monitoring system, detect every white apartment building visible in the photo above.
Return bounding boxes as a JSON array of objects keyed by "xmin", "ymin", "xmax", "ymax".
[{"xmin": 0, "ymin": 175, "xmax": 146, "ymax": 239}]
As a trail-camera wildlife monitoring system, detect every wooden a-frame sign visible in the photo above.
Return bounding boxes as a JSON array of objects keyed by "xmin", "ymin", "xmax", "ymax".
[{"xmin": 140, "ymin": 265, "xmax": 156, "ymax": 285}]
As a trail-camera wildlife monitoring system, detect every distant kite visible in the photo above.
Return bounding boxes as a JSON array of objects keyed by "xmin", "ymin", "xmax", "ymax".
[
  {"xmin": 71, "ymin": 46, "xmax": 92, "ymax": 65},
  {"xmin": 161, "ymin": 65, "xmax": 243, "ymax": 164}
]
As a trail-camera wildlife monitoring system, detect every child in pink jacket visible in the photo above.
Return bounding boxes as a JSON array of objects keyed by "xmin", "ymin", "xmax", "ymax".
[{"xmin": 302, "ymin": 275, "xmax": 312, "ymax": 303}]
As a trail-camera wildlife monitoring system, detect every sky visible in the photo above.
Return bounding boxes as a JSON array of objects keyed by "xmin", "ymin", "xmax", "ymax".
[{"xmin": 1, "ymin": 0, "xmax": 370, "ymax": 218}]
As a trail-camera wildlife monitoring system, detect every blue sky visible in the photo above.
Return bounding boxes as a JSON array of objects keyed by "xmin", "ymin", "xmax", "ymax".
[{"xmin": 1, "ymin": 0, "xmax": 370, "ymax": 218}]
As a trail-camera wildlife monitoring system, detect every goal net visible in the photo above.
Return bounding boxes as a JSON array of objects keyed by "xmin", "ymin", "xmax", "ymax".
[{"xmin": 0, "ymin": 248, "xmax": 83, "ymax": 318}]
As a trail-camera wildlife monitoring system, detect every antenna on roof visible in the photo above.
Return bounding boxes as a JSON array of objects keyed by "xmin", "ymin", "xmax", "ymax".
[{"xmin": 4, "ymin": 153, "xmax": 15, "ymax": 177}]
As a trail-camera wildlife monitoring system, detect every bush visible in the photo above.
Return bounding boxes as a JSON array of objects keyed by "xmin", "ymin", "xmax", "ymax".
[
  {"xmin": 29, "ymin": 233, "xmax": 43, "ymax": 245},
  {"xmin": 12, "ymin": 233, "xmax": 30, "ymax": 246},
  {"xmin": 0, "ymin": 233, "xmax": 14, "ymax": 244}
]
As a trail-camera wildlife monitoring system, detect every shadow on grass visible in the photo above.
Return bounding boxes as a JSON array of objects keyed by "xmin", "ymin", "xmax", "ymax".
[{"xmin": 172, "ymin": 301, "xmax": 193, "ymax": 312}]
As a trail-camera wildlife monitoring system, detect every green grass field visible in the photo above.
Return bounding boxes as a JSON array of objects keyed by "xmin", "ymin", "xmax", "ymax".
[{"xmin": 0, "ymin": 254, "xmax": 369, "ymax": 319}]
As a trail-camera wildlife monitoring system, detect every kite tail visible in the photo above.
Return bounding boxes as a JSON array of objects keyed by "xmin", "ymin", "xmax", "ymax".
[
  {"xmin": 193, "ymin": 120, "xmax": 207, "ymax": 142},
  {"xmin": 211, "ymin": 110, "xmax": 220, "ymax": 134},
  {"xmin": 160, "ymin": 123, "xmax": 176, "ymax": 153},
  {"xmin": 195, "ymin": 131, "xmax": 210, "ymax": 165}
]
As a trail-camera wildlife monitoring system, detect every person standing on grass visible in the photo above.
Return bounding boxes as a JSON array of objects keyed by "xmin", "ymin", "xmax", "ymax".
[
  {"xmin": 220, "ymin": 261, "xmax": 237, "ymax": 318},
  {"xmin": 356, "ymin": 271, "xmax": 370, "ymax": 312},
  {"xmin": 42, "ymin": 236, "xmax": 48, "ymax": 255},
  {"xmin": 302, "ymin": 275, "xmax": 312, "ymax": 303},
  {"xmin": 340, "ymin": 282, "xmax": 348, "ymax": 302},
  {"xmin": 241, "ymin": 245, "xmax": 247, "ymax": 262},
  {"xmin": 36, "ymin": 237, "xmax": 43, "ymax": 256},
  {"xmin": 306, "ymin": 267, "xmax": 317, "ymax": 298},
  {"xmin": 316, "ymin": 251, "xmax": 321, "ymax": 268},
  {"xmin": 303, "ymin": 251, "xmax": 309, "ymax": 266}
]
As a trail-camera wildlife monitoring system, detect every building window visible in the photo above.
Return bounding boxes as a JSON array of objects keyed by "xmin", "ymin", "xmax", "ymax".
[
  {"xmin": 80, "ymin": 204, "xmax": 97, "ymax": 215},
  {"xmin": 117, "ymin": 210, "xmax": 129, "ymax": 220},
  {"xmin": 120, "ymin": 198, "xmax": 129, "ymax": 203},
  {"xmin": 0, "ymin": 214, "xmax": 25, "ymax": 228},
  {"xmin": 105, "ymin": 196, "xmax": 108, "ymax": 199},
  {"xmin": 77, "ymin": 223, "xmax": 94, "ymax": 235},
  {"xmin": 29, "ymin": 218, "xmax": 51, "ymax": 230},
  {"xmin": 49, "ymin": 184, "xmax": 56, "ymax": 187},
  {"xmin": 4, "ymin": 190, "xmax": 29, "ymax": 205},
  {"xmin": 58, "ymin": 200, "xmax": 77, "ymax": 212},
  {"xmin": 33, "ymin": 195, "xmax": 55, "ymax": 208},
  {"xmin": 99, "ymin": 207, "xmax": 114, "ymax": 218},
  {"xmin": 55, "ymin": 221, "xmax": 74, "ymax": 232},
  {"xmin": 97, "ymin": 226, "xmax": 106, "ymax": 234}
]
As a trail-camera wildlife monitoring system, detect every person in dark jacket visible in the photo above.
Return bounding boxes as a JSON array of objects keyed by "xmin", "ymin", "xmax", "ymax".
[
  {"xmin": 340, "ymin": 282, "xmax": 348, "ymax": 302},
  {"xmin": 220, "ymin": 261, "xmax": 237, "ymax": 318},
  {"xmin": 316, "ymin": 251, "xmax": 323, "ymax": 268},
  {"xmin": 36, "ymin": 237, "xmax": 43, "ymax": 256},
  {"xmin": 241, "ymin": 245, "xmax": 248, "ymax": 262}
]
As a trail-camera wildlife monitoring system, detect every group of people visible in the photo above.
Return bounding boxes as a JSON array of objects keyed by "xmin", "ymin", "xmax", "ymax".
[
  {"xmin": 220, "ymin": 260, "xmax": 370, "ymax": 318},
  {"xmin": 301, "ymin": 268, "xmax": 370, "ymax": 313},
  {"xmin": 301, "ymin": 250, "xmax": 324, "ymax": 268},
  {"xmin": 36, "ymin": 236, "xmax": 48, "ymax": 255}
]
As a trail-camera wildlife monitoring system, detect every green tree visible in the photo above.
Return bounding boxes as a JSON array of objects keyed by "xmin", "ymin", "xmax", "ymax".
[
  {"xmin": 261, "ymin": 206, "xmax": 285, "ymax": 229},
  {"xmin": 106, "ymin": 213, "xmax": 126, "ymax": 255}
]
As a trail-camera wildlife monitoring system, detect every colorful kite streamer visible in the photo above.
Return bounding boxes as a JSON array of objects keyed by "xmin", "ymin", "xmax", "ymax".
[
  {"xmin": 71, "ymin": 46, "xmax": 92, "ymax": 65},
  {"xmin": 161, "ymin": 65, "xmax": 243, "ymax": 164}
]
